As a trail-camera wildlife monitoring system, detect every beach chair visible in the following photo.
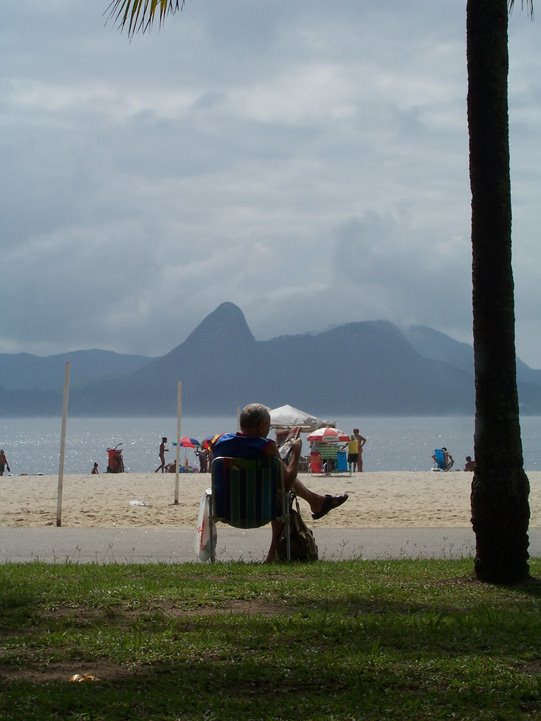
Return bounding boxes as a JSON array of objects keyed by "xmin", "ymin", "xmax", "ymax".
[
  {"xmin": 208, "ymin": 456, "xmax": 291, "ymax": 562},
  {"xmin": 432, "ymin": 448, "xmax": 452, "ymax": 471}
]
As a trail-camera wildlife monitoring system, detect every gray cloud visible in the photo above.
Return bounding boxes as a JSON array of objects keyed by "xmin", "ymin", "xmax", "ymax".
[{"xmin": 1, "ymin": 1, "xmax": 539, "ymax": 366}]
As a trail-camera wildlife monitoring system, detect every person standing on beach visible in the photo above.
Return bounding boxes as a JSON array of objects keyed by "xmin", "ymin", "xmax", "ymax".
[
  {"xmin": 353, "ymin": 429, "xmax": 367, "ymax": 472},
  {"xmin": 91, "ymin": 462, "xmax": 99, "ymax": 474},
  {"xmin": 347, "ymin": 435, "xmax": 359, "ymax": 472},
  {"xmin": 196, "ymin": 446, "xmax": 209, "ymax": 473},
  {"xmin": 155, "ymin": 437, "xmax": 169, "ymax": 473},
  {"xmin": 0, "ymin": 450, "xmax": 10, "ymax": 476}
]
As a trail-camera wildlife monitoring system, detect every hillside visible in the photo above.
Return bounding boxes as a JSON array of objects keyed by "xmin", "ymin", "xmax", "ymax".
[{"xmin": 1, "ymin": 303, "xmax": 540, "ymax": 416}]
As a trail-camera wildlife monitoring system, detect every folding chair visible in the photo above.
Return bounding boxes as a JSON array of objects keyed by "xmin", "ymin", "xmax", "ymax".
[
  {"xmin": 433, "ymin": 448, "xmax": 452, "ymax": 471},
  {"xmin": 208, "ymin": 456, "xmax": 291, "ymax": 562}
]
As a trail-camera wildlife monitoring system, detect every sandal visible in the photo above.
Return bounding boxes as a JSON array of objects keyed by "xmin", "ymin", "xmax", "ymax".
[{"xmin": 311, "ymin": 493, "xmax": 348, "ymax": 520}]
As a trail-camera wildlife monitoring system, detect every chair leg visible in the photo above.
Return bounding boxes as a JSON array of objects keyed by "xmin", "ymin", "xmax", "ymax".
[
  {"xmin": 208, "ymin": 491, "xmax": 216, "ymax": 563},
  {"xmin": 209, "ymin": 519, "xmax": 216, "ymax": 562},
  {"xmin": 281, "ymin": 493, "xmax": 291, "ymax": 562},
  {"xmin": 267, "ymin": 521, "xmax": 281, "ymax": 562}
]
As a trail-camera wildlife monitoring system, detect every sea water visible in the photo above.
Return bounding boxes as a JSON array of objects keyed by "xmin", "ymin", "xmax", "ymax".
[{"xmin": 1, "ymin": 415, "xmax": 540, "ymax": 476}]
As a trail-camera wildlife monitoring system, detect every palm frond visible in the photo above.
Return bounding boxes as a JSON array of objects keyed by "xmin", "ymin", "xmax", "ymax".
[
  {"xmin": 508, "ymin": 0, "xmax": 534, "ymax": 17},
  {"xmin": 106, "ymin": 0, "xmax": 184, "ymax": 35}
]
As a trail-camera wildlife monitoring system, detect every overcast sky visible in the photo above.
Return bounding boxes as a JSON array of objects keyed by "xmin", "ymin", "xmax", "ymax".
[{"xmin": 2, "ymin": 1, "xmax": 540, "ymax": 366}]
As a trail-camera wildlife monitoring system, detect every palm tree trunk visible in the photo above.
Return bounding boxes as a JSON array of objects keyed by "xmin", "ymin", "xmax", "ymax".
[{"xmin": 467, "ymin": 0, "xmax": 530, "ymax": 583}]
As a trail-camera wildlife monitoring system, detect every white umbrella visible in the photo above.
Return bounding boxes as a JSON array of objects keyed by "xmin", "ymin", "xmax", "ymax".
[{"xmin": 269, "ymin": 404, "xmax": 330, "ymax": 432}]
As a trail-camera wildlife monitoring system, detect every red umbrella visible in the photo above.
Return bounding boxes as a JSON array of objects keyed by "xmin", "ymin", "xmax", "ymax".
[{"xmin": 307, "ymin": 427, "xmax": 350, "ymax": 443}]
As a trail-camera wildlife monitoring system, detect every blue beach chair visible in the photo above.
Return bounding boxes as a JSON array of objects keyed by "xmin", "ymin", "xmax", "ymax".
[
  {"xmin": 208, "ymin": 456, "xmax": 291, "ymax": 562},
  {"xmin": 432, "ymin": 448, "xmax": 453, "ymax": 471}
]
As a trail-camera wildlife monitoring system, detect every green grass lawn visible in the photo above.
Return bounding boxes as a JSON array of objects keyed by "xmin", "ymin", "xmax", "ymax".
[{"xmin": 1, "ymin": 559, "xmax": 541, "ymax": 720}]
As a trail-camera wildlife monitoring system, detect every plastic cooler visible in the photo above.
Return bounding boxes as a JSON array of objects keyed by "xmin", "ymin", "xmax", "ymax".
[
  {"xmin": 336, "ymin": 450, "xmax": 348, "ymax": 472},
  {"xmin": 310, "ymin": 451, "xmax": 322, "ymax": 473}
]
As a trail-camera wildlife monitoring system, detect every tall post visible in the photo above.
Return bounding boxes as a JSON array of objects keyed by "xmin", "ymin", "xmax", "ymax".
[
  {"xmin": 174, "ymin": 380, "xmax": 182, "ymax": 504},
  {"xmin": 56, "ymin": 361, "xmax": 71, "ymax": 527}
]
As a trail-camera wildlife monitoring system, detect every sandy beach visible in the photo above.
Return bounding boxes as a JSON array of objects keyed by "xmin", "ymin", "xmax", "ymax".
[{"xmin": 1, "ymin": 471, "xmax": 539, "ymax": 529}]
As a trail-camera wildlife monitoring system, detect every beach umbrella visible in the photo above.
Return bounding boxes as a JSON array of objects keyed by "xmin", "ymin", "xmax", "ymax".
[
  {"xmin": 307, "ymin": 427, "xmax": 350, "ymax": 443},
  {"xmin": 269, "ymin": 404, "xmax": 330, "ymax": 432},
  {"xmin": 201, "ymin": 434, "xmax": 221, "ymax": 450},
  {"xmin": 174, "ymin": 436, "xmax": 200, "ymax": 448}
]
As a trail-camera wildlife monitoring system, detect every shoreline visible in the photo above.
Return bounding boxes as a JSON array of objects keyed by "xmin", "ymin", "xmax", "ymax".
[{"xmin": 1, "ymin": 471, "xmax": 539, "ymax": 530}]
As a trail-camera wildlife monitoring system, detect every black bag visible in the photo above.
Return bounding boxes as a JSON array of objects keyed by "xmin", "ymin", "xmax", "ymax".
[{"xmin": 278, "ymin": 493, "xmax": 318, "ymax": 562}]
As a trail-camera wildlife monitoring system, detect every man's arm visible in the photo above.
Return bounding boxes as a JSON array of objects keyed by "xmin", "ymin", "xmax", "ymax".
[{"xmin": 282, "ymin": 438, "xmax": 302, "ymax": 488}]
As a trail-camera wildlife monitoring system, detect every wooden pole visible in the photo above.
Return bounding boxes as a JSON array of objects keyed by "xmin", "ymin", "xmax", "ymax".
[
  {"xmin": 174, "ymin": 380, "xmax": 182, "ymax": 505},
  {"xmin": 56, "ymin": 361, "xmax": 71, "ymax": 527}
]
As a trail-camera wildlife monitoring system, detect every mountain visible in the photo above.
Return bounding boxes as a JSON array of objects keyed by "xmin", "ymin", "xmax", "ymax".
[
  {"xmin": 0, "ymin": 349, "xmax": 153, "ymax": 391},
  {"xmin": 70, "ymin": 302, "xmax": 260, "ymax": 415},
  {"xmin": 404, "ymin": 326, "xmax": 474, "ymax": 375},
  {"xmin": 2, "ymin": 303, "xmax": 540, "ymax": 416},
  {"xmin": 404, "ymin": 325, "xmax": 541, "ymax": 414},
  {"xmin": 0, "ymin": 349, "xmax": 154, "ymax": 417},
  {"xmin": 70, "ymin": 303, "xmax": 475, "ymax": 415},
  {"xmin": 0, "ymin": 386, "xmax": 62, "ymax": 416}
]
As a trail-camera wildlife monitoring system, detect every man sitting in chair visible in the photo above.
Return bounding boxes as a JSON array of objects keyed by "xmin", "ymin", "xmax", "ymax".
[{"xmin": 212, "ymin": 403, "xmax": 348, "ymax": 561}]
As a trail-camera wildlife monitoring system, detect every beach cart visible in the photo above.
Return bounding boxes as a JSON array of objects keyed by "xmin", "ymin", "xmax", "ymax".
[
  {"xmin": 307, "ymin": 427, "xmax": 351, "ymax": 476},
  {"xmin": 106, "ymin": 444, "xmax": 125, "ymax": 473}
]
